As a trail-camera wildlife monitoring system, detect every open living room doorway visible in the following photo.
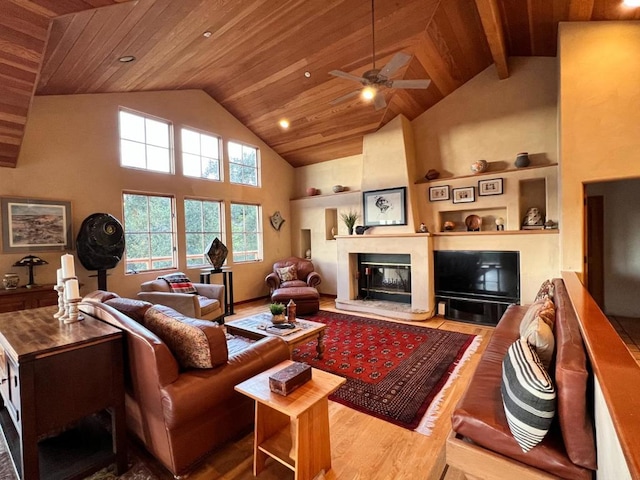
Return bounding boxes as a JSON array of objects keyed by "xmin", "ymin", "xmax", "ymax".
[{"xmin": 585, "ymin": 179, "xmax": 640, "ymax": 362}]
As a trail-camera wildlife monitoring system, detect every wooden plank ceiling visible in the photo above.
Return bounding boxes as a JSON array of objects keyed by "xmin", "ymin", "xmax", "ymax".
[{"xmin": 2, "ymin": 0, "xmax": 640, "ymax": 168}]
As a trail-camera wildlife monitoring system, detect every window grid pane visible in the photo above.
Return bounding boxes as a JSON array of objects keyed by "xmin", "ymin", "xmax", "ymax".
[
  {"xmin": 230, "ymin": 202, "xmax": 261, "ymax": 263},
  {"xmin": 184, "ymin": 198, "xmax": 223, "ymax": 267},
  {"xmin": 123, "ymin": 193, "xmax": 176, "ymax": 273},
  {"xmin": 182, "ymin": 128, "xmax": 221, "ymax": 181},
  {"xmin": 228, "ymin": 141, "xmax": 259, "ymax": 186},
  {"xmin": 119, "ymin": 110, "xmax": 172, "ymax": 173}
]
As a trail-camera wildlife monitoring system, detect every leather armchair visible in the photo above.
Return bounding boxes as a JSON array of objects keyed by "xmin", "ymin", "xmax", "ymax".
[
  {"xmin": 138, "ymin": 278, "xmax": 224, "ymax": 323},
  {"xmin": 265, "ymin": 256, "xmax": 321, "ymax": 292}
]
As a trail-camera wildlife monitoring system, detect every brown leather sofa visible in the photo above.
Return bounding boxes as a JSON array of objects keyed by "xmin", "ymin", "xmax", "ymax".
[
  {"xmin": 80, "ymin": 291, "xmax": 290, "ymax": 477},
  {"xmin": 266, "ymin": 256, "xmax": 321, "ymax": 315},
  {"xmin": 447, "ymin": 279, "xmax": 596, "ymax": 480}
]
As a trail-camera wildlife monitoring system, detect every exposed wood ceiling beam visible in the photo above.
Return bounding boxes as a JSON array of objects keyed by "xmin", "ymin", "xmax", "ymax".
[{"xmin": 473, "ymin": 0, "xmax": 509, "ymax": 79}]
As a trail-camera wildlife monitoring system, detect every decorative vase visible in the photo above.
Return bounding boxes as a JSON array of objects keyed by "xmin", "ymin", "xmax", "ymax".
[
  {"xmin": 306, "ymin": 187, "xmax": 318, "ymax": 196},
  {"xmin": 3, "ymin": 273, "xmax": 20, "ymax": 290},
  {"xmin": 443, "ymin": 221, "xmax": 456, "ymax": 231},
  {"xmin": 470, "ymin": 160, "xmax": 488, "ymax": 174},
  {"xmin": 271, "ymin": 313, "xmax": 286, "ymax": 324},
  {"xmin": 424, "ymin": 169, "xmax": 440, "ymax": 180},
  {"xmin": 332, "ymin": 185, "xmax": 345, "ymax": 193},
  {"xmin": 515, "ymin": 152, "xmax": 530, "ymax": 168},
  {"xmin": 348, "ymin": 227, "xmax": 354, "ymax": 235}
]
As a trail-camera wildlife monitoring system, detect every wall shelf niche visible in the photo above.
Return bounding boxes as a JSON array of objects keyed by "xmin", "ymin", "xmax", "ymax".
[
  {"xmin": 415, "ymin": 162, "xmax": 558, "ymax": 184},
  {"xmin": 325, "ymin": 209, "xmax": 337, "ymax": 240}
]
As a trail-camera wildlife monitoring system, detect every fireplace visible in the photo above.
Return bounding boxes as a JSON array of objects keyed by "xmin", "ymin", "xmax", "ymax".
[
  {"xmin": 335, "ymin": 234, "xmax": 434, "ymax": 321},
  {"xmin": 358, "ymin": 254, "xmax": 411, "ymax": 304}
]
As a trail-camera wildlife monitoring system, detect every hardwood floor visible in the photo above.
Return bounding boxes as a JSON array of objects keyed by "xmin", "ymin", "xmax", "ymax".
[
  {"xmin": 131, "ymin": 297, "xmax": 494, "ymax": 480},
  {"xmin": 609, "ymin": 315, "xmax": 640, "ymax": 364}
]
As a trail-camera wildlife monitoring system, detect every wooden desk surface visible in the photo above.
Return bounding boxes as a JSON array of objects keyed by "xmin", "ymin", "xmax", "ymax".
[
  {"xmin": 235, "ymin": 360, "xmax": 345, "ymax": 417},
  {"xmin": 0, "ymin": 306, "xmax": 121, "ymax": 362}
]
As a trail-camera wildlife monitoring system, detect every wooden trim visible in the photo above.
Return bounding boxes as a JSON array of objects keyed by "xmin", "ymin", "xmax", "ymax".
[
  {"xmin": 446, "ymin": 431, "xmax": 560, "ymax": 480},
  {"xmin": 562, "ymin": 271, "xmax": 640, "ymax": 479}
]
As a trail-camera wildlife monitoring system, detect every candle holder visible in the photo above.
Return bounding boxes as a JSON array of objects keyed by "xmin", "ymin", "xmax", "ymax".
[
  {"xmin": 64, "ymin": 297, "xmax": 84, "ymax": 324},
  {"xmin": 53, "ymin": 284, "xmax": 66, "ymax": 319}
]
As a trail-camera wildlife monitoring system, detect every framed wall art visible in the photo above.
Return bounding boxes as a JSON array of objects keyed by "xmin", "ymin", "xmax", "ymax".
[
  {"xmin": 452, "ymin": 187, "xmax": 475, "ymax": 204},
  {"xmin": 478, "ymin": 178, "xmax": 504, "ymax": 196},
  {"xmin": 363, "ymin": 187, "xmax": 407, "ymax": 226},
  {"xmin": 429, "ymin": 185, "xmax": 450, "ymax": 202},
  {"xmin": 1, "ymin": 197, "xmax": 72, "ymax": 253}
]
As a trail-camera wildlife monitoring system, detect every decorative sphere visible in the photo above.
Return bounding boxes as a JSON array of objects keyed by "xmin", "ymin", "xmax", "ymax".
[
  {"xmin": 495, "ymin": 217, "xmax": 505, "ymax": 226},
  {"xmin": 470, "ymin": 160, "xmax": 488, "ymax": 174}
]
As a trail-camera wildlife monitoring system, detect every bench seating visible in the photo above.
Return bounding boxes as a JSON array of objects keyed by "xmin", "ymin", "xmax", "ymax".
[{"xmin": 447, "ymin": 279, "xmax": 596, "ymax": 480}]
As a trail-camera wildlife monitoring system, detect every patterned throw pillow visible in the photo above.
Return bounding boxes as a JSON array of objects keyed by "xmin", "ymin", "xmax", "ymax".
[
  {"xmin": 276, "ymin": 264, "xmax": 298, "ymax": 282},
  {"xmin": 521, "ymin": 317, "xmax": 555, "ymax": 369},
  {"xmin": 159, "ymin": 272, "xmax": 197, "ymax": 294},
  {"xmin": 535, "ymin": 279, "xmax": 555, "ymax": 302},
  {"xmin": 143, "ymin": 306, "xmax": 227, "ymax": 369},
  {"xmin": 501, "ymin": 338, "xmax": 556, "ymax": 453},
  {"xmin": 519, "ymin": 297, "xmax": 556, "ymax": 336}
]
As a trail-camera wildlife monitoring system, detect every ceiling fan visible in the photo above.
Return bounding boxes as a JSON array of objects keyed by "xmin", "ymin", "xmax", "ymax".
[{"xmin": 329, "ymin": 0, "xmax": 431, "ymax": 110}]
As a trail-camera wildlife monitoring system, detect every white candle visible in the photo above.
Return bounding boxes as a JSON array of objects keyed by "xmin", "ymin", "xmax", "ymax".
[
  {"xmin": 61, "ymin": 254, "xmax": 75, "ymax": 278},
  {"xmin": 56, "ymin": 268, "xmax": 63, "ymax": 286},
  {"xmin": 65, "ymin": 278, "xmax": 80, "ymax": 300}
]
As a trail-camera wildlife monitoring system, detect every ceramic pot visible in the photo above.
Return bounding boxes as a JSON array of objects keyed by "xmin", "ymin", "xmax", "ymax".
[
  {"xmin": 332, "ymin": 185, "xmax": 344, "ymax": 193},
  {"xmin": 515, "ymin": 152, "xmax": 530, "ymax": 168},
  {"xmin": 271, "ymin": 314, "xmax": 286, "ymax": 324},
  {"xmin": 470, "ymin": 160, "xmax": 488, "ymax": 174},
  {"xmin": 3, "ymin": 273, "xmax": 19, "ymax": 290},
  {"xmin": 306, "ymin": 187, "xmax": 318, "ymax": 196},
  {"xmin": 443, "ymin": 221, "xmax": 456, "ymax": 231}
]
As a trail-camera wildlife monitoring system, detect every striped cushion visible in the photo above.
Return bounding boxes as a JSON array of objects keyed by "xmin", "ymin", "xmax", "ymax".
[{"xmin": 501, "ymin": 338, "xmax": 556, "ymax": 452}]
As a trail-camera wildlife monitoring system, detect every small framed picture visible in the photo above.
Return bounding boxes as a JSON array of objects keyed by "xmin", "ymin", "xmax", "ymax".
[
  {"xmin": 478, "ymin": 178, "xmax": 504, "ymax": 196},
  {"xmin": 452, "ymin": 187, "xmax": 475, "ymax": 204},
  {"xmin": 429, "ymin": 185, "xmax": 450, "ymax": 202}
]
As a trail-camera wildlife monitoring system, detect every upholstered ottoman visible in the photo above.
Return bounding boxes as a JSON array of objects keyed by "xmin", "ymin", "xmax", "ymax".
[{"xmin": 271, "ymin": 287, "xmax": 320, "ymax": 315}]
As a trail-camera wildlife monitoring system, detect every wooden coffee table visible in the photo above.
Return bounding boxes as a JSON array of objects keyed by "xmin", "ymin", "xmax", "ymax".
[
  {"xmin": 225, "ymin": 313, "xmax": 326, "ymax": 359},
  {"xmin": 235, "ymin": 360, "xmax": 345, "ymax": 480}
]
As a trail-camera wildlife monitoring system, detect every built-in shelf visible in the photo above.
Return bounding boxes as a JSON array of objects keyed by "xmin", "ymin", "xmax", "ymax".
[
  {"xmin": 432, "ymin": 229, "xmax": 559, "ymax": 236},
  {"xmin": 291, "ymin": 190, "xmax": 361, "ymax": 201},
  {"xmin": 414, "ymin": 163, "xmax": 558, "ymax": 184}
]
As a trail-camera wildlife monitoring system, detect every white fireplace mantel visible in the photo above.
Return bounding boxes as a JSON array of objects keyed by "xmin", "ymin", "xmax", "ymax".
[{"xmin": 335, "ymin": 234, "xmax": 435, "ymax": 321}]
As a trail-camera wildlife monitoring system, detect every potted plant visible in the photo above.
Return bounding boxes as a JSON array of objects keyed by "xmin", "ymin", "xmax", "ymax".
[
  {"xmin": 269, "ymin": 302, "xmax": 286, "ymax": 324},
  {"xmin": 340, "ymin": 210, "xmax": 360, "ymax": 235}
]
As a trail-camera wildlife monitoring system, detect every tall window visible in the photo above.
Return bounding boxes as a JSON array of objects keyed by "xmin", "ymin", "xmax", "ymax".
[
  {"xmin": 119, "ymin": 110, "xmax": 172, "ymax": 173},
  {"xmin": 181, "ymin": 128, "xmax": 221, "ymax": 180},
  {"xmin": 228, "ymin": 141, "xmax": 259, "ymax": 186},
  {"xmin": 184, "ymin": 198, "xmax": 223, "ymax": 267},
  {"xmin": 123, "ymin": 193, "xmax": 176, "ymax": 273},
  {"xmin": 230, "ymin": 203, "xmax": 262, "ymax": 262}
]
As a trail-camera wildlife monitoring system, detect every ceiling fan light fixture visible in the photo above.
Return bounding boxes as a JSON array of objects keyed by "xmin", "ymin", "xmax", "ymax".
[
  {"xmin": 623, "ymin": 0, "xmax": 640, "ymax": 6},
  {"xmin": 278, "ymin": 119, "xmax": 290, "ymax": 129},
  {"xmin": 361, "ymin": 86, "xmax": 376, "ymax": 101}
]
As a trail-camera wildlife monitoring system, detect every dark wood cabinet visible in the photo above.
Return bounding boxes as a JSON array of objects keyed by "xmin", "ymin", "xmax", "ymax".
[
  {"xmin": 0, "ymin": 285, "xmax": 58, "ymax": 313},
  {"xmin": 0, "ymin": 307, "xmax": 127, "ymax": 479}
]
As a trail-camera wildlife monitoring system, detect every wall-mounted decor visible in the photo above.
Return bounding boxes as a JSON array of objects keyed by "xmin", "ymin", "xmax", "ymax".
[
  {"xmin": 452, "ymin": 187, "xmax": 475, "ymax": 204},
  {"xmin": 1, "ymin": 197, "xmax": 72, "ymax": 253},
  {"xmin": 269, "ymin": 211, "xmax": 285, "ymax": 231},
  {"xmin": 363, "ymin": 187, "xmax": 407, "ymax": 226},
  {"xmin": 429, "ymin": 185, "xmax": 450, "ymax": 202},
  {"xmin": 478, "ymin": 178, "xmax": 504, "ymax": 196}
]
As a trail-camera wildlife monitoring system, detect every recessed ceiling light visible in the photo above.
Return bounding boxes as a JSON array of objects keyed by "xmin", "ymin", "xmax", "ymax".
[
  {"xmin": 623, "ymin": 0, "xmax": 640, "ymax": 6},
  {"xmin": 278, "ymin": 119, "xmax": 290, "ymax": 129},
  {"xmin": 118, "ymin": 55, "xmax": 136, "ymax": 63},
  {"xmin": 304, "ymin": 71, "xmax": 311, "ymax": 78},
  {"xmin": 203, "ymin": 31, "xmax": 212, "ymax": 38}
]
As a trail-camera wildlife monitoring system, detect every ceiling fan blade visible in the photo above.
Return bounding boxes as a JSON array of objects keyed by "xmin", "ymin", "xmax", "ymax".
[
  {"xmin": 329, "ymin": 70, "xmax": 366, "ymax": 83},
  {"xmin": 390, "ymin": 79, "xmax": 432, "ymax": 89},
  {"xmin": 379, "ymin": 52, "xmax": 412, "ymax": 79},
  {"xmin": 373, "ymin": 92, "xmax": 387, "ymax": 111},
  {"xmin": 330, "ymin": 90, "xmax": 361, "ymax": 105}
]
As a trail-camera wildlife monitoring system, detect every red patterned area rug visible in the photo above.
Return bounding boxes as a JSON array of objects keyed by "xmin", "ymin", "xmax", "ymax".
[{"xmin": 294, "ymin": 310, "xmax": 481, "ymax": 435}]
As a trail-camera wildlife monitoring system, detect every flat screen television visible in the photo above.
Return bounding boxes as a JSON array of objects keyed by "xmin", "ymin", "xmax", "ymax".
[{"xmin": 434, "ymin": 250, "xmax": 520, "ymax": 302}]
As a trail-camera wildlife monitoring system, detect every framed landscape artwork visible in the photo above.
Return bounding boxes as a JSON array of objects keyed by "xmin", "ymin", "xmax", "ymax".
[
  {"xmin": 363, "ymin": 187, "xmax": 407, "ymax": 226},
  {"xmin": 1, "ymin": 197, "xmax": 72, "ymax": 253},
  {"xmin": 429, "ymin": 185, "xmax": 450, "ymax": 202}
]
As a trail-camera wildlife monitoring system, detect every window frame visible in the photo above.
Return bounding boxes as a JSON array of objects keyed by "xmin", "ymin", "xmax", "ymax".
[
  {"xmin": 122, "ymin": 191, "xmax": 177, "ymax": 274},
  {"xmin": 183, "ymin": 197, "xmax": 225, "ymax": 268},
  {"xmin": 227, "ymin": 140, "xmax": 261, "ymax": 187},
  {"xmin": 118, "ymin": 108, "xmax": 174, "ymax": 174},
  {"xmin": 230, "ymin": 202, "xmax": 263, "ymax": 263},
  {"xmin": 180, "ymin": 126, "xmax": 223, "ymax": 181}
]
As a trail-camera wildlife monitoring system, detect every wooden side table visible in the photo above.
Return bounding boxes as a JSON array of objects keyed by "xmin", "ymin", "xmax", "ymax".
[
  {"xmin": 0, "ymin": 285, "xmax": 57, "ymax": 313},
  {"xmin": 0, "ymin": 307, "xmax": 126, "ymax": 480},
  {"xmin": 235, "ymin": 360, "xmax": 345, "ymax": 480}
]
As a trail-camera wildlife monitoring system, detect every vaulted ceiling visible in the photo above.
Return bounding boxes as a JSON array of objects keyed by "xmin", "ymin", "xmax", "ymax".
[{"xmin": 2, "ymin": 0, "xmax": 639, "ymax": 169}]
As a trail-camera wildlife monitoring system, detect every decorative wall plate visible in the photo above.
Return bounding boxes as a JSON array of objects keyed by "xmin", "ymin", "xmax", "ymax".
[{"xmin": 270, "ymin": 211, "xmax": 285, "ymax": 231}]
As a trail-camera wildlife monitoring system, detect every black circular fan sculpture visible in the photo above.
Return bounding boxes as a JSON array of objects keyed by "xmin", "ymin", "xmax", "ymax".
[{"xmin": 76, "ymin": 213, "xmax": 125, "ymax": 291}]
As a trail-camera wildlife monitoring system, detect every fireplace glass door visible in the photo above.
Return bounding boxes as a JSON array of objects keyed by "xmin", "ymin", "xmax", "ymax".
[{"xmin": 358, "ymin": 254, "xmax": 411, "ymax": 304}]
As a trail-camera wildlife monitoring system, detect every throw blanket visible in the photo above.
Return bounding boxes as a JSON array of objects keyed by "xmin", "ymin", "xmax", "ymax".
[{"xmin": 159, "ymin": 273, "xmax": 197, "ymax": 294}]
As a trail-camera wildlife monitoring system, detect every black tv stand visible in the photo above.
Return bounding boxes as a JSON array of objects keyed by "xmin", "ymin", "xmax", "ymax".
[{"xmin": 436, "ymin": 295, "xmax": 516, "ymax": 326}]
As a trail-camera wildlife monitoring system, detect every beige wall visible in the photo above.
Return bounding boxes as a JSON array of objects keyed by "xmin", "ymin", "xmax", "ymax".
[
  {"xmin": 559, "ymin": 22, "xmax": 640, "ymax": 272},
  {"xmin": 0, "ymin": 90, "xmax": 294, "ymax": 301}
]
